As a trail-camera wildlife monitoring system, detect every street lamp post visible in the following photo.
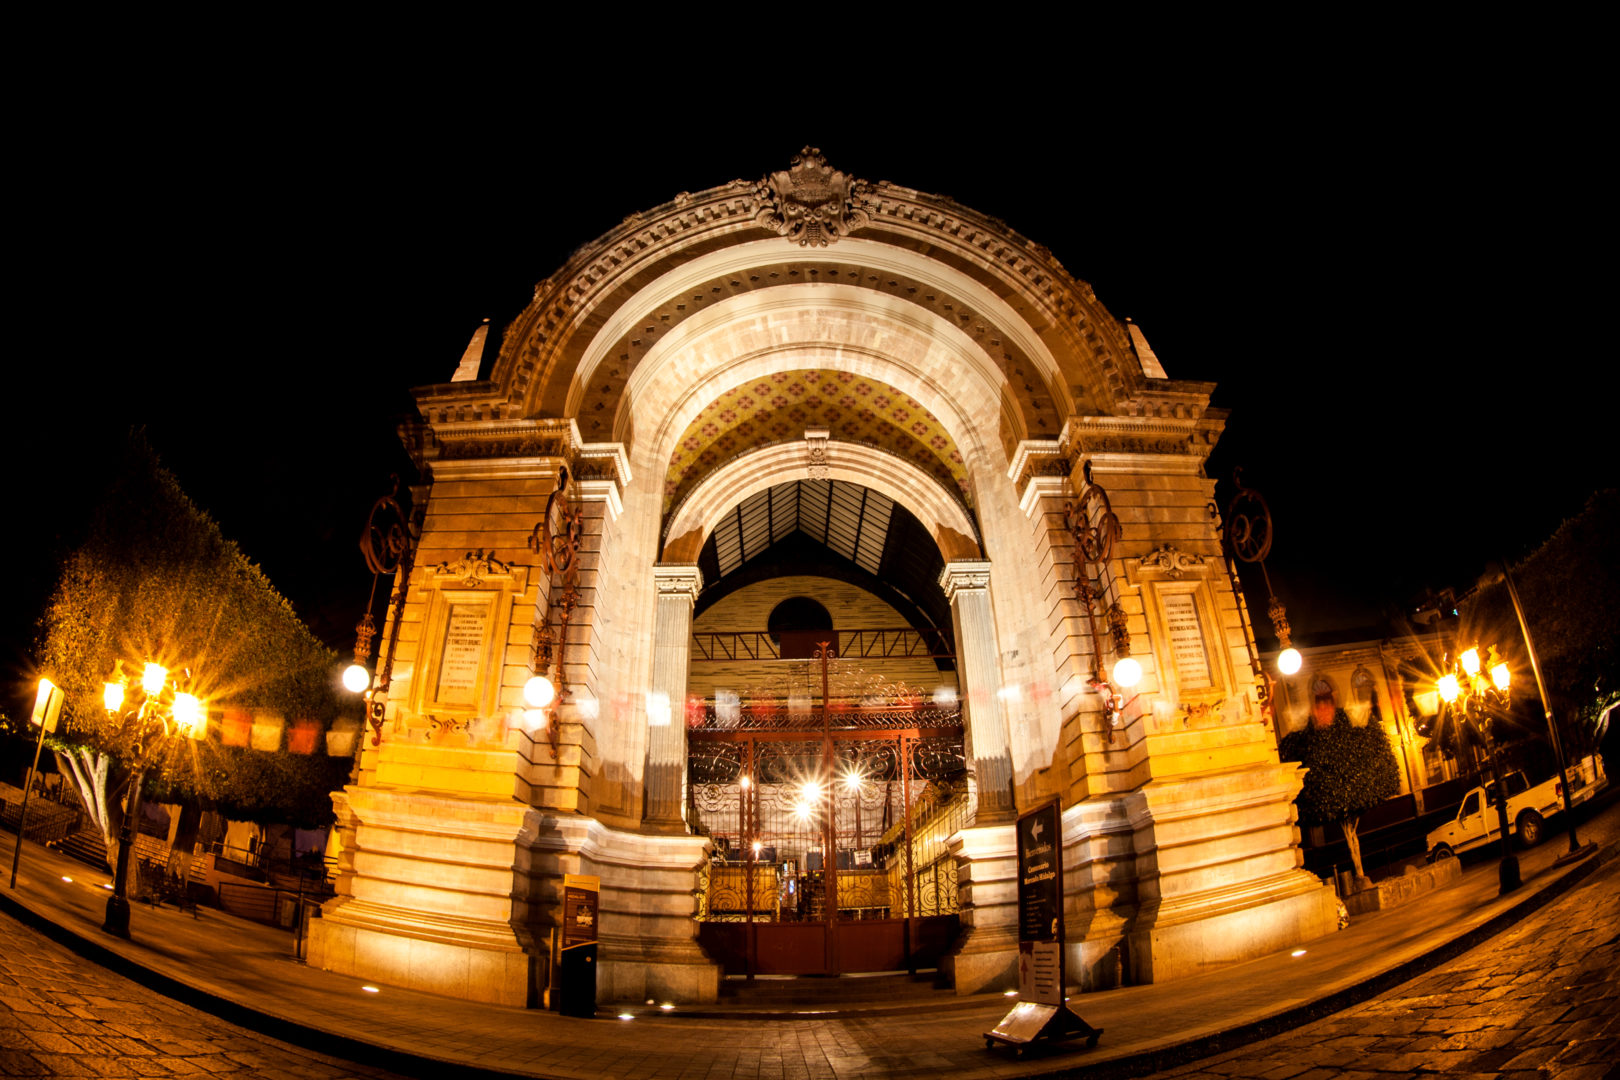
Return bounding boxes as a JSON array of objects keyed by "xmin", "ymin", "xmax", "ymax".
[
  {"xmin": 100, "ymin": 660, "xmax": 207, "ymax": 938},
  {"xmin": 1496, "ymin": 562, "xmax": 1587, "ymax": 860},
  {"xmin": 1436, "ymin": 646, "xmax": 1520, "ymax": 895}
]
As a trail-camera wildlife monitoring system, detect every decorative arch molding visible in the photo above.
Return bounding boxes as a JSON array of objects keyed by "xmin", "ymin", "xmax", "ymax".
[
  {"xmin": 487, "ymin": 156, "xmax": 1148, "ymax": 427},
  {"xmin": 660, "ymin": 440, "xmax": 981, "ymax": 565},
  {"xmin": 555, "ymin": 237, "xmax": 1075, "ymax": 424},
  {"xmin": 623, "ymin": 286, "xmax": 1022, "ymax": 479}
]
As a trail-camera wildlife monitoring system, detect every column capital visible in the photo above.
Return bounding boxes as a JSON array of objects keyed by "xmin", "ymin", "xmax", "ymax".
[
  {"xmin": 653, "ymin": 563, "xmax": 703, "ymax": 601},
  {"xmin": 939, "ymin": 560, "xmax": 992, "ymax": 601}
]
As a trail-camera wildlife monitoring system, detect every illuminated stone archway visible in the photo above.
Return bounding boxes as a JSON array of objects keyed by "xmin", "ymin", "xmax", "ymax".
[{"xmin": 314, "ymin": 149, "xmax": 1340, "ymax": 1009}]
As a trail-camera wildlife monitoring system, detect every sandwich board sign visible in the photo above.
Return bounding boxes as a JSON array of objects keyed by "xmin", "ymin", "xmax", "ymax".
[{"xmin": 985, "ymin": 799, "xmax": 1102, "ymax": 1056}]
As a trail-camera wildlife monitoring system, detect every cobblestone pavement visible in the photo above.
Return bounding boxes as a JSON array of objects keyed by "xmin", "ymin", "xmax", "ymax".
[
  {"xmin": 0, "ymin": 910, "xmax": 408, "ymax": 1080},
  {"xmin": 1145, "ymin": 854, "xmax": 1620, "ymax": 1080}
]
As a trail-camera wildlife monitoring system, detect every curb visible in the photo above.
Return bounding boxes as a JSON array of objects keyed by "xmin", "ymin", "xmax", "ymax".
[
  {"xmin": 1019, "ymin": 843, "xmax": 1612, "ymax": 1079},
  {"xmin": 1, "ymin": 837, "xmax": 1611, "ymax": 1080}
]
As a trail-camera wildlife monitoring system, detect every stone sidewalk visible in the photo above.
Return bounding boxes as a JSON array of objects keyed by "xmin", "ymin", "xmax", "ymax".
[{"xmin": 2, "ymin": 796, "xmax": 1616, "ymax": 1080}]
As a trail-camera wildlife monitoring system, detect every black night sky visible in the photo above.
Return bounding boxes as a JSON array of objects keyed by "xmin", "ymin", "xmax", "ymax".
[{"xmin": 6, "ymin": 74, "xmax": 1610, "ymax": 719}]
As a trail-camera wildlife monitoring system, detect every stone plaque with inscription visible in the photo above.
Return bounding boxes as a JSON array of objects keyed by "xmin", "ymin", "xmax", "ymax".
[
  {"xmin": 1162, "ymin": 592, "xmax": 1212, "ymax": 691},
  {"xmin": 434, "ymin": 603, "xmax": 488, "ymax": 706}
]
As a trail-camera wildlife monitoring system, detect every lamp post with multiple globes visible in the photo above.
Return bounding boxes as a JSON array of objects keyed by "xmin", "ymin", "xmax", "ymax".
[
  {"xmin": 100, "ymin": 659, "xmax": 208, "ymax": 937},
  {"xmin": 1436, "ymin": 645, "xmax": 1520, "ymax": 895}
]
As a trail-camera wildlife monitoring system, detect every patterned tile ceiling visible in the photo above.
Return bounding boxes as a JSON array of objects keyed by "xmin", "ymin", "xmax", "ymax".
[{"xmin": 664, "ymin": 369, "xmax": 968, "ymax": 515}]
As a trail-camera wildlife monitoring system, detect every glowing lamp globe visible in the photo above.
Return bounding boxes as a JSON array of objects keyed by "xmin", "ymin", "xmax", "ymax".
[
  {"xmin": 1460, "ymin": 648, "xmax": 1481, "ymax": 676},
  {"xmin": 1112, "ymin": 657, "xmax": 1142, "ymax": 688},
  {"xmin": 141, "ymin": 662, "xmax": 168, "ymax": 695},
  {"xmin": 103, "ymin": 681, "xmax": 125, "ymax": 714},
  {"xmin": 171, "ymin": 693, "xmax": 205, "ymax": 739},
  {"xmin": 342, "ymin": 664, "xmax": 370, "ymax": 693},
  {"xmin": 1437, "ymin": 673, "xmax": 1460, "ymax": 703},
  {"xmin": 524, "ymin": 674, "xmax": 557, "ymax": 709},
  {"xmin": 1491, "ymin": 662, "xmax": 1510, "ymax": 691},
  {"xmin": 1277, "ymin": 648, "xmax": 1303, "ymax": 676}
]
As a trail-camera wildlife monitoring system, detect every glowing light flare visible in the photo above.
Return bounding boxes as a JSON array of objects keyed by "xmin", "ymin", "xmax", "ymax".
[
  {"xmin": 1491, "ymin": 663, "xmax": 1511, "ymax": 691},
  {"xmin": 1003, "ymin": 989, "xmax": 1019, "ymax": 997},
  {"xmin": 361, "ymin": 986, "xmax": 380, "ymax": 993},
  {"xmin": 1460, "ymin": 648, "xmax": 1481, "ymax": 677},
  {"xmin": 660, "ymin": 1003, "xmax": 675, "ymax": 1011},
  {"xmin": 522, "ymin": 708, "xmax": 548, "ymax": 732},
  {"xmin": 342, "ymin": 664, "xmax": 370, "ymax": 693},
  {"xmin": 751, "ymin": 840, "xmax": 762, "ymax": 856},
  {"xmin": 141, "ymin": 663, "xmax": 168, "ymax": 696},
  {"xmin": 1437, "ymin": 674, "xmax": 1460, "ymax": 703},
  {"xmin": 931, "ymin": 686, "xmax": 958, "ymax": 708},
  {"xmin": 801, "ymin": 780, "xmax": 822, "ymax": 801},
  {"xmin": 738, "ymin": 774, "xmax": 751, "ymax": 789},
  {"xmin": 61, "ymin": 876, "xmax": 72, "ymax": 883},
  {"xmin": 1277, "ymin": 648, "xmax": 1303, "ymax": 676},
  {"xmin": 1112, "ymin": 656, "xmax": 1143, "ymax": 688},
  {"xmin": 524, "ymin": 675, "xmax": 556, "ymax": 708},
  {"xmin": 618, "ymin": 1012, "xmax": 635, "ymax": 1021},
  {"xmin": 843, "ymin": 771, "xmax": 863, "ymax": 792},
  {"xmin": 171, "ymin": 693, "xmax": 204, "ymax": 738},
  {"xmin": 1291, "ymin": 949, "xmax": 1307, "ymax": 957},
  {"xmin": 647, "ymin": 692, "xmax": 671, "ymax": 727},
  {"xmin": 104, "ymin": 681, "xmax": 125, "ymax": 714},
  {"xmin": 794, "ymin": 801, "xmax": 812, "ymax": 821}
]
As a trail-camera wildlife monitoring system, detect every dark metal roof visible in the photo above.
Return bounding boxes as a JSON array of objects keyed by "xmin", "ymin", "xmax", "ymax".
[{"xmin": 696, "ymin": 480, "xmax": 954, "ymax": 663}]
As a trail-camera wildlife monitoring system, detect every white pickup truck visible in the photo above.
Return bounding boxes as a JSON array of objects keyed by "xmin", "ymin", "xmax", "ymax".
[{"xmin": 1426, "ymin": 754, "xmax": 1609, "ymax": 861}]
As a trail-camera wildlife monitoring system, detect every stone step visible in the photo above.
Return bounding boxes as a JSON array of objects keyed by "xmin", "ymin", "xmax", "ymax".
[{"xmin": 718, "ymin": 970, "xmax": 947, "ymax": 1005}]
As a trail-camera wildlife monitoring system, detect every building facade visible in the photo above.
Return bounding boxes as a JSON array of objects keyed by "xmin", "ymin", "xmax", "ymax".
[{"xmin": 308, "ymin": 150, "xmax": 1338, "ymax": 1007}]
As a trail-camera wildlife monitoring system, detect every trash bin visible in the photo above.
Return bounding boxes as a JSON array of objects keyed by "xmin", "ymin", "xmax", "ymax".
[{"xmin": 557, "ymin": 942, "xmax": 597, "ymax": 1018}]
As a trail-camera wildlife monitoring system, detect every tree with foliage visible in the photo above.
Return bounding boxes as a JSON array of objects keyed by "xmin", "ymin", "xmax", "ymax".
[
  {"xmin": 1460, "ymin": 490, "xmax": 1620, "ymax": 762},
  {"xmin": 33, "ymin": 430, "xmax": 355, "ymax": 870},
  {"xmin": 1280, "ymin": 708, "xmax": 1401, "ymax": 885}
]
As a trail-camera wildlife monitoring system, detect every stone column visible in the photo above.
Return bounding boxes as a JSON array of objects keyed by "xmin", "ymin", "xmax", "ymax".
[
  {"xmin": 940, "ymin": 560, "xmax": 1015, "ymax": 822},
  {"xmin": 644, "ymin": 564, "xmax": 702, "ymax": 829}
]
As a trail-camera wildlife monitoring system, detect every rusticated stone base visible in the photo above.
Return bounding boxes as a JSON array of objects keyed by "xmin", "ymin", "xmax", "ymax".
[
  {"xmin": 307, "ymin": 901, "xmax": 537, "ymax": 1007},
  {"xmin": 1128, "ymin": 870, "xmax": 1340, "ymax": 983}
]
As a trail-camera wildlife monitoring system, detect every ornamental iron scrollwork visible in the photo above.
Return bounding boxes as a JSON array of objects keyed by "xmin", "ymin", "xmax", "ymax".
[
  {"xmin": 526, "ymin": 467, "xmax": 585, "ymax": 759},
  {"xmin": 1065, "ymin": 461, "xmax": 1133, "ymax": 739},
  {"xmin": 354, "ymin": 475, "xmax": 419, "ymax": 748},
  {"xmin": 1210, "ymin": 467, "xmax": 1292, "ymax": 726}
]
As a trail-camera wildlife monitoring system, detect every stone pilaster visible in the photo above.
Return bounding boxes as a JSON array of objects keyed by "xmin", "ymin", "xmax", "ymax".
[
  {"xmin": 644, "ymin": 564, "xmax": 702, "ymax": 829},
  {"xmin": 939, "ymin": 561, "xmax": 1015, "ymax": 823}
]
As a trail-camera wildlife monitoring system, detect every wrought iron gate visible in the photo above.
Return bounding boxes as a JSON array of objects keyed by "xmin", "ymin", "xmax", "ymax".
[{"xmin": 690, "ymin": 637, "xmax": 966, "ymax": 976}]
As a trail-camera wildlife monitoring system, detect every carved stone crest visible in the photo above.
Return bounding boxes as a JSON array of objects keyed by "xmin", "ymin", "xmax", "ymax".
[
  {"xmin": 755, "ymin": 147, "xmax": 870, "ymax": 247},
  {"xmin": 434, "ymin": 549, "xmax": 512, "ymax": 587},
  {"xmin": 1138, "ymin": 544, "xmax": 1209, "ymax": 579},
  {"xmin": 805, "ymin": 429, "xmax": 830, "ymax": 480}
]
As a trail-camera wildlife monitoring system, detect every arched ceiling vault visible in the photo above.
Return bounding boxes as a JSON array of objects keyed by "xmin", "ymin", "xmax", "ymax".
[
  {"xmin": 622, "ymin": 296, "xmax": 1022, "ymax": 510},
  {"xmin": 663, "ymin": 368, "xmax": 967, "ymax": 517}
]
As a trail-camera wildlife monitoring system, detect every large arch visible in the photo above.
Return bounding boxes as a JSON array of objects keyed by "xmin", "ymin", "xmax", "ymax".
[{"xmin": 325, "ymin": 150, "xmax": 1338, "ymax": 1009}]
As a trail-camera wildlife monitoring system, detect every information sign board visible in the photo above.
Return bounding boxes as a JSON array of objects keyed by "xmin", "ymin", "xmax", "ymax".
[{"xmin": 562, "ymin": 873, "xmax": 600, "ymax": 948}]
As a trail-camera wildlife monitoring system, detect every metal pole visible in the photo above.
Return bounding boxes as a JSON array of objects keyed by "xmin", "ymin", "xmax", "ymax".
[
  {"xmin": 1499, "ymin": 561, "xmax": 1581, "ymax": 855},
  {"xmin": 103, "ymin": 767, "xmax": 145, "ymax": 938},
  {"xmin": 8, "ymin": 723, "xmax": 50, "ymax": 889},
  {"xmin": 1482, "ymin": 723, "xmax": 1520, "ymax": 894},
  {"xmin": 744, "ymin": 738, "xmax": 755, "ymax": 981}
]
